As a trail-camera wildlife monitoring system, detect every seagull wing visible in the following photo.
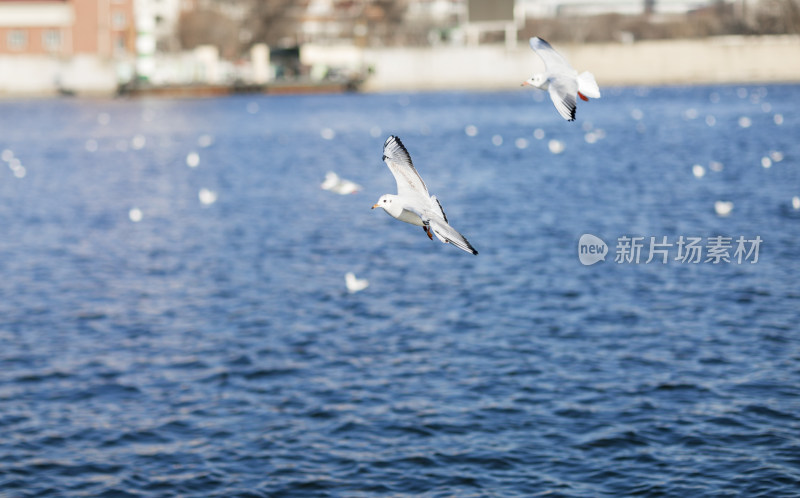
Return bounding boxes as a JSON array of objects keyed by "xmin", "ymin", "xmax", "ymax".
[
  {"xmin": 429, "ymin": 216, "xmax": 478, "ymax": 255},
  {"xmin": 548, "ymin": 80, "xmax": 577, "ymax": 121},
  {"xmin": 529, "ymin": 37, "xmax": 573, "ymax": 74},
  {"xmin": 431, "ymin": 195, "xmax": 447, "ymax": 223},
  {"xmin": 402, "ymin": 202, "xmax": 478, "ymax": 256},
  {"xmin": 382, "ymin": 135, "xmax": 429, "ymax": 198}
]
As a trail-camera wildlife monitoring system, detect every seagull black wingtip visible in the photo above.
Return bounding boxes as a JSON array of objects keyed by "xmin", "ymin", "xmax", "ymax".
[{"xmin": 385, "ymin": 135, "xmax": 410, "ymax": 157}]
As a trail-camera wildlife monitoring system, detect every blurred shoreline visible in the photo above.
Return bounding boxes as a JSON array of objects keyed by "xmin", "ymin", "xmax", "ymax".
[
  {"xmin": 1, "ymin": 35, "xmax": 798, "ymax": 99},
  {"xmin": 338, "ymin": 35, "xmax": 800, "ymax": 92}
]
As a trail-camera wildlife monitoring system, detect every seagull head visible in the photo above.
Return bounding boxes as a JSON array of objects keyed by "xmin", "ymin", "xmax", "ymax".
[
  {"xmin": 522, "ymin": 74, "xmax": 547, "ymax": 90},
  {"xmin": 372, "ymin": 194, "xmax": 402, "ymax": 217},
  {"xmin": 372, "ymin": 194, "xmax": 391, "ymax": 210}
]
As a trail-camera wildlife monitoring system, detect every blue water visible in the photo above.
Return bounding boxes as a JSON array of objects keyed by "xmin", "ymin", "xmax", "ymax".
[{"xmin": 1, "ymin": 85, "xmax": 799, "ymax": 497}]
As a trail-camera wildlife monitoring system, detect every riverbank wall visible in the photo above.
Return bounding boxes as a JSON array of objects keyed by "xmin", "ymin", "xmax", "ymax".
[{"xmin": 302, "ymin": 35, "xmax": 800, "ymax": 92}]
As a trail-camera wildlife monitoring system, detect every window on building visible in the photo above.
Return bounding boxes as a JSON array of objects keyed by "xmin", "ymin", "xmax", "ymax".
[
  {"xmin": 42, "ymin": 30, "xmax": 62, "ymax": 52},
  {"xmin": 112, "ymin": 12, "xmax": 127, "ymax": 29},
  {"xmin": 7, "ymin": 30, "xmax": 28, "ymax": 51},
  {"xmin": 114, "ymin": 34, "xmax": 127, "ymax": 55}
]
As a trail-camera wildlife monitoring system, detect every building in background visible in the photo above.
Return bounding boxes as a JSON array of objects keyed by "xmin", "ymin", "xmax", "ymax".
[
  {"xmin": 135, "ymin": 0, "xmax": 187, "ymax": 51},
  {"xmin": 134, "ymin": 0, "xmax": 185, "ymax": 81},
  {"xmin": 0, "ymin": 0, "xmax": 136, "ymax": 95}
]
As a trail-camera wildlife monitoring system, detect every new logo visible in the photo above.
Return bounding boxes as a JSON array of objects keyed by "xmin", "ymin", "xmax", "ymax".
[{"xmin": 578, "ymin": 234, "xmax": 608, "ymax": 265}]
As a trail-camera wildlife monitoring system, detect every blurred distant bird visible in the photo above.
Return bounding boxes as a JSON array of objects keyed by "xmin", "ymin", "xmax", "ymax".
[
  {"xmin": 345, "ymin": 272, "xmax": 369, "ymax": 293},
  {"xmin": 321, "ymin": 171, "xmax": 362, "ymax": 195},
  {"xmin": 372, "ymin": 136, "xmax": 478, "ymax": 255},
  {"xmin": 714, "ymin": 201, "xmax": 734, "ymax": 217},
  {"xmin": 523, "ymin": 37, "xmax": 601, "ymax": 121}
]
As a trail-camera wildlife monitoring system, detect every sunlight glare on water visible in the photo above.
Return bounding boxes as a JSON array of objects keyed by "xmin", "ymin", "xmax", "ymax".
[
  {"xmin": 548, "ymin": 138, "xmax": 565, "ymax": 154},
  {"xmin": 198, "ymin": 134, "xmax": 214, "ymax": 148},
  {"xmin": 198, "ymin": 188, "xmax": 218, "ymax": 205},
  {"xmin": 128, "ymin": 207, "xmax": 143, "ymax": 222},
  {"xmin": 186, "ymin": 151, "xmax": 200, "ymax": 168}
]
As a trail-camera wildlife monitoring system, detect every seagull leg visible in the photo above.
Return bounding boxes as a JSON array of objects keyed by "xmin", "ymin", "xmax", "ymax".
[
  {"xmin": 423, "ymin": 225, "xmax": 433, "ymax": 240},
  {"xmin": 578, "ymin": 92, "xmax": 589, "ymax": 102}
]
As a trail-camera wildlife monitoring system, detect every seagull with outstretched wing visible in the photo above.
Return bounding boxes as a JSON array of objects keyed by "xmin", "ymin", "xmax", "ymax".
[
  {"xmin": 372, "ymin": 136, "xmax": 478, "ymax": 255},
  {"xmin": 522, "ymin": 37, "xmax": 601, "ymax": 121}
]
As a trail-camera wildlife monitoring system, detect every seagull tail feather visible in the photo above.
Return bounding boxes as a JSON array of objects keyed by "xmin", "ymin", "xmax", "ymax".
[{"xmin": 577, "ymin": 71, "xmax": 601, "ymax": 99}]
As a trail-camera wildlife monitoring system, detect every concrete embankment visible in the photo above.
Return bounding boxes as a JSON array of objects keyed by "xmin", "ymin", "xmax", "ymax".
[
  {"xmin": 303, "ymin": 35, "xmax": 800, "ymax": 91},
  {"xmin": 0, "ymin": 54, "xmax": 121, "ymax": 97}
]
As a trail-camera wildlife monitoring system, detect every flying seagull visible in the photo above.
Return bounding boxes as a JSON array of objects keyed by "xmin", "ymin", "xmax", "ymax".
[
  {"xmin": 372, "ymin": 136, "xmax": 478, "ymax": 255},
  {"xmin": 321, "ymin": 171, "xmax": 362, "ymax": 195},
  {"xmin": 522, "ymin": 37, "xmax": 601, "ymax": 121}
]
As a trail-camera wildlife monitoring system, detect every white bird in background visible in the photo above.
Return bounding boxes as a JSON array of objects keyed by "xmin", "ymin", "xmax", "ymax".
[
  {"xmin": 522, "ymin": 37, "xmax": 601, "ymax": 121},
  {"xmin": 345, "ymin": 272, "xmax": 369, "ymax": 293},
  {"xmin": 321, "ymin": 171, "xmax": 362, "ymax": 195},
  {"xmin": 372, "ymin": 136, "xmax": 478, "ymax": 255},
  {"xmin": 714, "ymin": 201, "xmax": 734, "ymax": 217}
]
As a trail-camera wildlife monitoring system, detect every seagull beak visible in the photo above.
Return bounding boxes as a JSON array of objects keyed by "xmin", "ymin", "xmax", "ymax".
[
  {"xmin": 521, "ymin": 81, "xmax": 530, "ymax": 87},
  {"xmin": 371, "ymin": 203, "xmax": 380, "ymax": 209}
]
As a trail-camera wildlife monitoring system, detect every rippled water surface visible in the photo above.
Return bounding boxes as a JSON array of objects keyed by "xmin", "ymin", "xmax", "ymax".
[{"xmin": 1, "ymin": 85, "xmax": 800, "ymax": 496}]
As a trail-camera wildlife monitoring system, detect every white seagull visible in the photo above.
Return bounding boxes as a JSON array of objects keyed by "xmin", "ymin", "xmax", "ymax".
[
  {"xmin": 372, "ymin": 136, "xmax": 478, "ymax": 255},
  {"xmin": 522, "ymin": 37, "xmax": 601, "ymax": 121},
  {"xmin": 345, "ymin": 272, "xmax": 369, "ymax": 293},
  {"xmin": 714, "ymin": 200, "xmax": 734, "ymax": 217},
  {"xmin": 321, "ymin": 171, "xmax": 362, "ymax": 195}
]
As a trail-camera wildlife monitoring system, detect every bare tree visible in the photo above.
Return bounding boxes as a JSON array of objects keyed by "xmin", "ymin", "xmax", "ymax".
[
  {"xmin": 365, "ymin": 0, "xmax": 411, "ymax": 45},
  {"xmin": 242, "ymin": 0, "xmax": 297, "ymax": 48},
  {"xmin": 177, "ymin": 8, "xmax": 241, "ymax": 57},
  {"xmin": 521, "ymin": 0, "xmax": 800, "ymax": 44},
  {"xmin": 755, "ymin": 0, "xmax": 800, "ymax": 34}
]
